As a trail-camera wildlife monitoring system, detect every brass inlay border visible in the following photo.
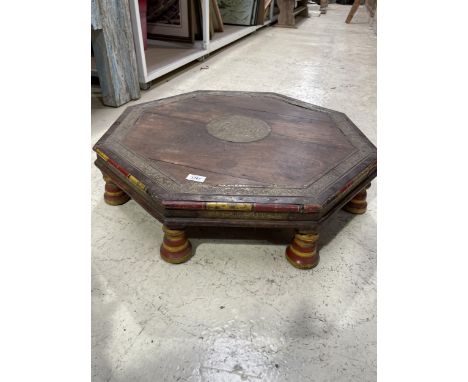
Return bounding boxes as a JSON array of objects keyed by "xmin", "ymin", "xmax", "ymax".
[{"xmin": 205, "ymin": 202, "xmax": 253, "ymax": 211}]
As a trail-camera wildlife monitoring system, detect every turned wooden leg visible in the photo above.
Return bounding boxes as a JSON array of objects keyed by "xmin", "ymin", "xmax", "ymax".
[
  {"xmin": 160, "ymin": 226, "xmax": 193, "ymax": 264},
  {"xmin": 346, "ymin": 0, "xmax": 361, "ymax": 24},
  {"xmin": 285, "ymin": 231, "xmax": 320, "ymax": 269},
  {"xmin": 103, "ymin": 175, "xmax": 130, "ymax": 206},
  {"xmin": 343, "ymin": 184, "xmax": 370, "ymax": 214},
  {"xmin": 320, "ymin": 0, "xmax": 328, "ymax": 14}
]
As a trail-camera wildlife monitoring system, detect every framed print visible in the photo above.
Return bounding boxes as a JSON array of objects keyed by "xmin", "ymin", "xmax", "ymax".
[{"xmin": 147, "ymin": 0, "xmax": 194, "ymax": 43}]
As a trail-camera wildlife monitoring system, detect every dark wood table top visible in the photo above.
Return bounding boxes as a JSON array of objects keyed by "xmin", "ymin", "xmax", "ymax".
[{"xmin": 94, "ymin": 91, "xmax": 376, "ymax": 229}]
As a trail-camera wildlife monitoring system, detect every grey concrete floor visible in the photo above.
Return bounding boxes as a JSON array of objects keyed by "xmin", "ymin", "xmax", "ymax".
[{"xmin": 92, "ymin": 5, "xmax": 376, "ymax": 382}]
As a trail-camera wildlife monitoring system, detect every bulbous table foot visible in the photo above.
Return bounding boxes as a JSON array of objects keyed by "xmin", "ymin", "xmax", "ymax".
[
  {"xmin": 285, "ymin": 231, "xmax": 320, "ymax": 269},
  {"xmin": 160, "ymin": 226, "xmax": 193, "ymax": 264},
  {"xmin": 343, "ymin": 184, "xmax": 370, "ymax": 214},
  {"xmin": 103, "ymin": 175, "xmax": 130, "ymax": 206}
]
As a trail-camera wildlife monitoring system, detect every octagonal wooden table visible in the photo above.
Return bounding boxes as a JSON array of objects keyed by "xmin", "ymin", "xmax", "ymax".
[{"xmin": 93, "ymin": 91, "xmax": 377, "ymax": 269}]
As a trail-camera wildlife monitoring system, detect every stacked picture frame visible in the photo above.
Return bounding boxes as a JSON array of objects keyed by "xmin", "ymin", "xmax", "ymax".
[
  {"xmin": 147, "ymin": 0, "xmax": 194, "ymax": 42},
  {"xmin": 147, "ymin": 0, "xmax": 226, "ymax": 42},
  {"xmin": 99, "ymin": 0, "xmax": 279, "ymax": 87},
  {"xmin": 145, "ymin": 0, "xmax": 272, "ymax": 43}
]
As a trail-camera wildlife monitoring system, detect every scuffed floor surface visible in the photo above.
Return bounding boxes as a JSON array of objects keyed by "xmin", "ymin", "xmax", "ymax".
[{"xmin": 92, "ymin": 5, "xmax": 376, "ymax": 382}]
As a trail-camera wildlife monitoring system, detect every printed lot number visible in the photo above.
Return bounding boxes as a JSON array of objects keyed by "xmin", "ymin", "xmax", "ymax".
[{"xmin": 186, "ymin": 174, "xmax": 206, "ymax": 183}]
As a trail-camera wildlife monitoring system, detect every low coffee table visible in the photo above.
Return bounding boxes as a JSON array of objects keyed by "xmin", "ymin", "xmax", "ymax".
[{"xmin": 93, "ymin": 91, "xmax": 377, "ymax": 269}]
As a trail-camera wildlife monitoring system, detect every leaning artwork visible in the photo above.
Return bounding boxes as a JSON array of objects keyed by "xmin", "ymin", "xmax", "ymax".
[
  {"xmin": 147, "ymin": 0, "xmax": 194, "ymax": 42},
  {"xmin": 217, "ymin": 0, "xmax": 257, "ymax": 26}
]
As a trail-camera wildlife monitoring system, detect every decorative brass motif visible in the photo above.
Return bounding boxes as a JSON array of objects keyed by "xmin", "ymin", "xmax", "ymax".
[
  {"xmin": 206, "ymin": 114, "xmax": 271, "ymax": 143},
  {"xmin": 200, "ymin": 211, "xmax": 290, "ymax": 220},
  {"xmin": 98, "ymin": 92, "xmax": 375, "ymax": 198}
]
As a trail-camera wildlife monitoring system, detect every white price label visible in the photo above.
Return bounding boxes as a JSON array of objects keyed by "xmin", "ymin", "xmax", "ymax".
[{"xmin": 186, "ymin": 174, "xmax": 206, "ymax": 183}]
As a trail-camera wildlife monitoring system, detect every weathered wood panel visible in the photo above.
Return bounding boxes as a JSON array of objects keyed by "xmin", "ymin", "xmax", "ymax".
[
  {"xmin": 277, "ymin": 0, "xmax": 296, "ymax": 27},
  {"xmin": 91, "ymin": 0, "xmax": 102, "ymax": 29},
  {"xmin": 91, "ymin": 0, "xmax": 140, "ymax": 107}
]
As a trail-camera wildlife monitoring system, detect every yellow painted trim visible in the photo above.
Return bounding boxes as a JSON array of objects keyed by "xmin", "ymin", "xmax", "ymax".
[
  {"xmin": 165, "ymin": 234, "xmax": 186, "ymax": 242},
  {"xmin": 162, "ymin": 226, "xmax": 185, "ymax": 235},
  {"xmin": 163, "ymin": 241, "xmax": 189, "ymax": 253},
  {"xmin": 206, "ymin": 202, "xmax": 253, "ymax": 211},
  {"xmin": 344, "ymin": 207, "xmax": 367, "ymax": 214},
  {"xmin": 293, "ymin": 240, "xmax": 317, "ymax": 250},
  {"xmin": 96, "ymin": 149, "xmax": 109, "ymax": 162},
  {"xmin": 295, "ymin": 233, "xmax": 319, "ymax": 243},
  {"xmin": 350, "ymin": 198, "xmax": 367, "ymax": 204},
  {"xmin": 128, "ymin": 175, "xmax": 146, "ymax": 191},
  {"xmin": 288, "ymin": 244, "xmax": 317, "ymax": 258}
]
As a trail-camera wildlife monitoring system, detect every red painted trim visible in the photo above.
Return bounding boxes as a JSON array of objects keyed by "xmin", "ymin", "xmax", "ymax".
[
  {"xmin": 107, "ymin": 158, "xmax": 130, "ymax": 177},
  {"xmin": 302, "ymin": 204, "xmax": 321, "ymax": 213},
  {"xmin": 161, "ymin": 246, "xmax": 191, "ymax": 260},
  {"xmin": 291, "ymin": 241, "xmax": 316, "ymax": 253},
  {"xmin": 253, "ymin": 203, "xmax": 301, "ymax": 213},
  {"xmin": 286, "ymin": 247, "xmax": 318, "ymax": 265},
  {"xmin": 339, "ymin": 180, "xmax": 354, "ymax": 194},
  {"xmin": 163, "ymin": 237, "xmax": 187, "ymax": 247},
  {"xmin": 163, "ymin": 200, "xmax": 322, "ymax": 214},
  {"xmin": 105, "ymin": 183, "xmax": 121, "ymax": 192}
]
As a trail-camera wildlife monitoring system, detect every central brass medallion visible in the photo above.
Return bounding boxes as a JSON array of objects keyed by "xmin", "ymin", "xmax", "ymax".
[{"xmin": 206, "ymin": 114, "xmax": 271, "ymax": 143}]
